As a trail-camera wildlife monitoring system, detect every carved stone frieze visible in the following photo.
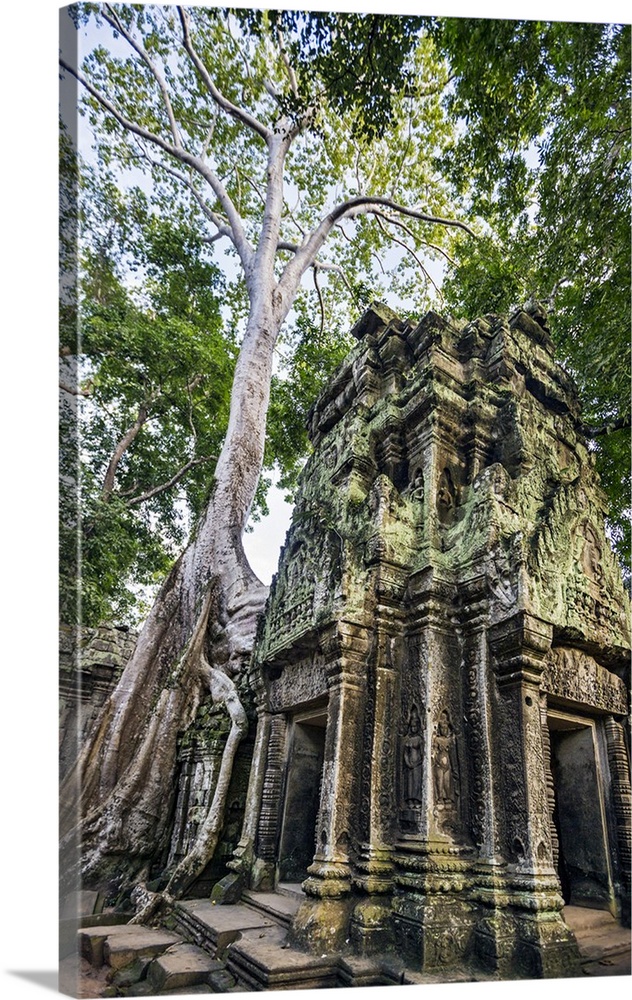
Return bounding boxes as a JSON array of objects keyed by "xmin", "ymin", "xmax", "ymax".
[
  {"xmin": 268, "ymin": 653, "xmax": 327, "ymax": 713},
  {"xmin": 542, "ymin": 647, "xmax": 627, "ymax": 715}
]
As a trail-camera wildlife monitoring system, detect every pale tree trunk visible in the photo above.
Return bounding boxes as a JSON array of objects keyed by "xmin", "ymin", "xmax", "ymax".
[
  {"xmin": 59, "ymin": 6, "xmax": 475, "ymax": 914},
  {"xmin": 60, "ymin": 297, "xmax": 281, "ymax": 900}
]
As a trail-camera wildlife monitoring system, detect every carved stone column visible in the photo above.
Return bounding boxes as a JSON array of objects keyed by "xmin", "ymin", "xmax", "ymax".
[
  {"xmin": 224, "ymin": 709, "xmax": 273, "ymax": 892},
  {"xmin": 289, "ymin": 624, "xmax": 369, "ymax": 952},
  {"xmin": 539, "ymin": 693, "xmax": 560, "ymax": 872},
  {"xmin": 351, "ymin": 630, "xmax": 399, "ymax": 955},
  {"xmin": 605, "ymin": 715, "xmax": 632, "ymax": 925},
  {"xmin": 390, "ymin": 585, "xmax": 476, "ymax": 973},
  {"xmin": 460, "ymin": 616, "xmax": 512, "ymax": 972},
  {"xmin": 487, "ymin": 612, "xmax": 580, "ymax": 978},
  {"xmin": 247, "ymin": 713, "xmax": 287, "ymax": 890}
]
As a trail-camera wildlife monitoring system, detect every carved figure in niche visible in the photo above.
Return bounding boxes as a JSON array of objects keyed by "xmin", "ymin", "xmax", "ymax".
[
  {"xmin": 432, "ymin": 710, "xmax": 460, "ymax": 814},
  {"xmin": 488, "ymin": 544, "xmax": 516, "ymax": 607},
  {"xmin": 580, "ymin": 524, "xmax": 604, "ymax": 585},
  {"xmin": 402, "ymin": 704, "xmax": 424, "ymax": 807},
  {"xmin": 368, "ymin": 474, "xmax": 400, "ymax": 526},
  {"xmin": 437, "ymin": 468, "xmax": 456, "ymax": 524},
  {"xmin": 410, "ymin": 468, "xmax": 425, "ymax": 503}
]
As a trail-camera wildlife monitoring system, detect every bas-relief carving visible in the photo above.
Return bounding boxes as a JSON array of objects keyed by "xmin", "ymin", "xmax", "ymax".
[
  {"xmin": 542, "ymin": 647, "xmax": 627, "ymax": 716},
  {"xmin": 463, "ymin": 644, "xmax": 489, "ymax": 850},
  {"xmin": 437, "ymin": 467, "xmax": 457, "ymax": 525},
  {"xmin": 432, "ymin": 710, "xmax": 461, "ymax": 837},
  {"xmin": 578, "ymin": 522, "xmax": 604, "ymax": 585},
  {"xmin": 409, "ymin": 468, "xmax": 425, "ymax": 504},
  {"xmin": 487, "ymin": 542, "xmax": 519, "ymax": 609},
  {"xmin": 402, "ymin": 704, "xmax": 424, "ymax": 808},
  {"xmin": 268, "ymin": 655, "xmax": 327, "ymax": 712},
  {"xmin": 263, "ymin": 519, "xmax": 341, "ymax": 654}
]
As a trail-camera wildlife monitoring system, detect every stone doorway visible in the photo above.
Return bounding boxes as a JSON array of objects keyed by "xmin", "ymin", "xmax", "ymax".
[
  {"xmin": 548, "ymin": 710, "xmax": 615, "ymax": 912},
  {"xmin": 278, "ymin": 706, "xmax": 327, "ymax": 883}
]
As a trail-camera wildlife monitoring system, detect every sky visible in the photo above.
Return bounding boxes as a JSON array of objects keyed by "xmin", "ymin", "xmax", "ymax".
[{"xmin": 1, "ymin": 2, "xmax": 630, "ymax": 999}]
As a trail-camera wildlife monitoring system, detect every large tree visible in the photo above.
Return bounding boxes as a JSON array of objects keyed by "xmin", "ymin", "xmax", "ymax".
[
  {"xmin": 59, "ymin": 6, "xmax": 630, "ymax": 906},
  {"xmin": 59, "ymin": 3, "xmax": 469, "ymax": 903}
]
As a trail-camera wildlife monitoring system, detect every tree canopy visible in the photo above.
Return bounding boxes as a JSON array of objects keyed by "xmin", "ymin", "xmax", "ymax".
[
  {"xmin": 433, "ymin": 17, "xmax": 631, "ymax": 567},
  {"xmin": 60, "ymin": 134, "xmax": 238, "ymax": 625},
  {"xmin": 61, "ymin": 7, "xmax": 630, "ymax": 625}
]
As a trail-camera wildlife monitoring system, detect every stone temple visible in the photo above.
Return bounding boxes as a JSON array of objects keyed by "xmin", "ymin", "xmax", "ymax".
[
  {"xmin": 225, "ymin": 303, "xmax": 631, "ymax": 979},
  {"xmin": 66, "ymin": 303, "xmax": 631, "ymax": 990}
]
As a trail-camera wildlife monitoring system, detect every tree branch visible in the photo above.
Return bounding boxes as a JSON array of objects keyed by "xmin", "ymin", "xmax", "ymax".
[
  {"xmin": 102, "ymin": 4, "xmax": 182, "ymax": 149},
  {"xmin": 313, "ymin": 268, "xmax": 325, "ymax": 335},
  {"xmin": 373, "ymin": 209, "xmax": 457, "ymax": 267},
  {"xmin": 374, "ymin": 212, "xmax": 442, "ymax": 298},
  {"xmin": 579, "ymin": 416, "xmax": 630, "ymax": 439},
  {"xmin": 143, "ymin": 152, "xmax": 240, "ymax": 248},
  {"xmin": 60, "ymin": 381, "xmax": 90, "ymax": 398},
  {"xmin": 128, "ymin": 456, "xmax": 216, "ymax": 506},
  {"xmin": 279, "ymin": 195, "xmax": 475, "ymax": 305},
  {"xmin": 178, "ymin": 6, "xmax": 271, "ymax": 143},
  {"xmin": 276, "ymin": 27, "xmax": 299, "ymax": 99},
  {"xmin": 102, "ymin": 404, "xmax": 149, "ymax": 501},
  {"xmin": 276, "ymin": 242, "xmax": 356, "ymax": 296},
  {"xmin": 59, "ymin": 58, "xmax": 253, "ymax": 274}
]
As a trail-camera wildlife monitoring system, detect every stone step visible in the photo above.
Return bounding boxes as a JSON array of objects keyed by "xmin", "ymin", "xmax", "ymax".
[
  {"xmin": 225, "ymin": 923, "xmax": 339, "ymax": 991},
  {"xmin": 562, "ymin": 905, "xmax": 631, "ymax": 968},
  {"xmin": 563, "ymin": 905, "xmax": 621, "ymax": 935},
  {"xmin": 79, "ymin": 923, "xmax": 181, "ymax": 970},
  {"xmin": 337, "ymin": 954, "xmax": 391, "ymax": 988},
  {"xmin": 173, "ymin": 900, "xmax": 277, "ymax": 957},
  {"xmin": 276, "ymin": 881, "xmax": 305, "ymax": 900},
  {"xmin": 242, "ymin": 889, "xmax": 303, "ymax": 927},
  {"xmin": 576, "ymin": 927, "xmax": 631, "ymax": 962},
  {"xmin": 147, "ymin": 942, "xmax": 224, "ymax": 991}
]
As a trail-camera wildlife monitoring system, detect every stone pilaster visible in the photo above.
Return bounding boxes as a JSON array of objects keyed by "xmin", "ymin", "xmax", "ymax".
[
  {"xmin": 487, "ymin": 612, "xmax": 580, "ymax": 978},
  {"xmin": 350, "ymin": 629, "xmax": 399, "ymax": 955},
  {"xmin": 227, "ymin": 707, "xmax": 272, "ymax": 880},
  {"xmin": 605, "ymin": 714, "xmax": 632, "ymax": 924},
  {"xmin": 250, "ymin": 713, "xmax": 287, "ymax": 890},
  {"xmin": 290, "ymin": 626, "xmax": 369, "ymax": 952},
  {"xmin": 539, "ymin": 694, "xmax": 560, "ymax": 872}
]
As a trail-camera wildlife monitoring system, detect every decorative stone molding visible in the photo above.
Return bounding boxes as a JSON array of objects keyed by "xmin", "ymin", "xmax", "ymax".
[{"xmin": 542, "ymin": 646, "xmax": 628, "ymax": 716}]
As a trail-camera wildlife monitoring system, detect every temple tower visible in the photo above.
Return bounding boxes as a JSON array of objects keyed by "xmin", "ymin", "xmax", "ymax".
[{"xmin": 229, "ymin": 303, "xmax": 630, "ymax": 977}]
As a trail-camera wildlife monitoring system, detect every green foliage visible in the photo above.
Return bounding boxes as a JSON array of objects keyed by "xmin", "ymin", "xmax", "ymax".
[
  {"xmin": 234, "ymin": 8, "xmax": 427, "ymax": 141},
  {"xmin": 265, "ymin": 292, "xmax": 355, "ymax": 499},
  {"xmin": 60, "ymin": 142, "xmax": 236, "ymax": 626},
  {"xmin": 62, "ymin": 6, "xmax": 631, "ymax": 609},
  {"xmin": 435, "ymin": 18, "xmax": 631, "ymax": 569}
]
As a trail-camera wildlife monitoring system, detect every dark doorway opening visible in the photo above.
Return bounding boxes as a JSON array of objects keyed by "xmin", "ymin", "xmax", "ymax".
[
  {"xmin": 548, "ymin": 712, "xmax": 614, "ymax": 911},
  {"xmin": 278, "ymin": 708, "xmax": 326, "ymax": 883}
]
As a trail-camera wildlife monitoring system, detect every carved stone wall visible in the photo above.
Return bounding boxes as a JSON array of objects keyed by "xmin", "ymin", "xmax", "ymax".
[
  {"xmin": 166, "ymin": 684, "xmax": 255, "ymax": 897},
  {"xmin": 233, "ymin": 302, "xmax": 631, "ymax": 978},
  {"xmin": 59, "ymin": 623, "xmax": 137, "ymax": 778}
]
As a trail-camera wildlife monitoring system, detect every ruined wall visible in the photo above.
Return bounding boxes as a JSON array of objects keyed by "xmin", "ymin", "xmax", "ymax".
[
  {"xmin": 232, "ymin": 302, "xmax": 630, "ymax": 978},
  {"xmin": 60, "ymin": 623, "xmax": 253, "ymax": 895},
  {"xmin": 59, "ymin": 624, "xmax": 137, "ymax": 778}
]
